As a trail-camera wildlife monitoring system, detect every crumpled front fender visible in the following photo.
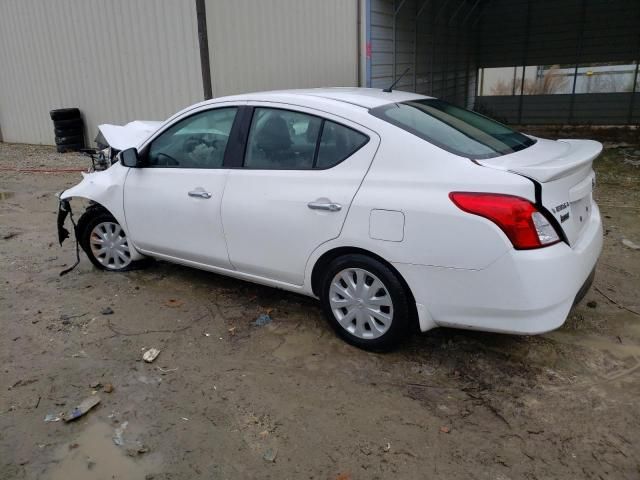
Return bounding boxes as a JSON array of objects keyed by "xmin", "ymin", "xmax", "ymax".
[
  {"xmin": 60, "ymin": 162, "xmax": 128, "ymax": 225},
  {"xmin": 60, "ymin": 163, "xmax": 144, "ymax": 260}
]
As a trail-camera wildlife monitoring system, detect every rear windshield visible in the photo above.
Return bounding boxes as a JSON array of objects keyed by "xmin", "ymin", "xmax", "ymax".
[{"xmin": 370, "ymin": 99, "xmax": 535, "ymax": 159}]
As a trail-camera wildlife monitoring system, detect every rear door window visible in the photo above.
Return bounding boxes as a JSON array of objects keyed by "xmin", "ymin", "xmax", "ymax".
[
  {"xmin": 370, "ymin": 99, "xmax": 535, "ymax": 159},
  {"xmin": 245, "ymin": 108, "xmax": 321, "ymax": 169},
  {"xmin": 243, "ymin": 108, "xmax": 369, "ymax": 170}
]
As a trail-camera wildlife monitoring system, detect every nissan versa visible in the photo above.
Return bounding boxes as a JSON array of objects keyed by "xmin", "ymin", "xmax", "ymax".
[{"xmin": 57, "ymin": 88, "xmax": 603, "ymax": 350}]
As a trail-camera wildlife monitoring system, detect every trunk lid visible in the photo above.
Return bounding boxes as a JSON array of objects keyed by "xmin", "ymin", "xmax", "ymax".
[{"xmin": 478, "ymin": 138, "xmax": 602, "ymax": 246}]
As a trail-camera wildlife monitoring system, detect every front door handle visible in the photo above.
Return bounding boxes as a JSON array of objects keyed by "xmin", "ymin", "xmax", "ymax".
[
  {"xmin": 307, "ymin": 201, "xmax": 342, "ymax": 212},
  {"xmin": 188, "ymin": 190, "xmax": 212, "ymax": 199}
]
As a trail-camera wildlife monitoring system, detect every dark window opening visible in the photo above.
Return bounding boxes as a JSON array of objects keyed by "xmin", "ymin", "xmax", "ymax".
[
  {"xmin": 243, "ymin": 107, "xmax": 369, "ymax": 170},
  {"xmin": 148, "ymin": 107, "xmax": 237, "ymax": 168},
  {"xmin": 370, "ymin": 99, "xmax": 535, "ymax": 159}
]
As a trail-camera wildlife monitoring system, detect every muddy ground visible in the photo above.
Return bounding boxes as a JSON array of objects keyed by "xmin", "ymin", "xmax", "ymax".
[{"xmin": 1, "ymin": 140, "xmax": 639, "ymax": 480}]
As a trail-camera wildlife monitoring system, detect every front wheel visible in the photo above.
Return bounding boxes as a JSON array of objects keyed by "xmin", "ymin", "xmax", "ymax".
[
  {"xmin": 319, "ymin": 254, "xmax": 411, "ymax": 351},
  {"xmin": 79, "ymin": 209, "xmax": 138, "ymax": 271}
]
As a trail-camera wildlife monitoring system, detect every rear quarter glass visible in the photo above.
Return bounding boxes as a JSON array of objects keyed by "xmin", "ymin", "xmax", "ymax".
[{"xmin": 369, "ymin": 99, "xmax": 535, "ymax": 160}]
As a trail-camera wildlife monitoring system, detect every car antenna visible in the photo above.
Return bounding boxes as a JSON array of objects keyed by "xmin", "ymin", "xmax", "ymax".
[{"xmin": 383, "ymin": 67, "xmax": 410, "ymax": 92}]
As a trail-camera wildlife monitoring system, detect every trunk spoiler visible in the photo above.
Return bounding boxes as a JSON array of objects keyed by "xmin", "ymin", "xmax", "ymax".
[{"xmin": 478, "ymin": 139, "xmax": 602, "ymax": 183}]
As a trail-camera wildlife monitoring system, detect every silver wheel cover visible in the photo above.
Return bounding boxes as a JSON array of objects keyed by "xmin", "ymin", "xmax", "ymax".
[
  {"xmin": 329, "ymin": 267, "xmax": 394, "ymax": 340},
  {"xmin": 89, "ymin": 221, "xmax": 132, "ymax": 270}
]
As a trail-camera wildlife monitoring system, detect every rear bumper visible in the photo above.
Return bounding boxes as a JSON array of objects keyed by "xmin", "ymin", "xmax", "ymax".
[
  {"xmin": 396, "ymin": 203, "xmax": 603, "ymax": 334},
  {"xmin": 573, "ymin": 266, "xmax": 595, "ymax": 308}
]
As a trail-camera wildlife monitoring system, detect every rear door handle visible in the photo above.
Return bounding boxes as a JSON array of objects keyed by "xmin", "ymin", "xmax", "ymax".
[
  {"xmin": 188, "ymin": 190, "xmax": 212, "ymax": 199},
  {"xmin": 307, "ymin": 201, "xmax": 342, "ymax": 212}
]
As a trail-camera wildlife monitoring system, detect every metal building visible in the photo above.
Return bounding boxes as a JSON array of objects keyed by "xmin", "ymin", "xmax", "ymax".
[
  {"xmin": 366, "ymin": 0, "xmax": 640, "ymax": 125},
  {"xmin": 0, "ymin": 0, "xmax": 638, "ymax": 146},
  {"xmin": 0, "ymin": 0, "xmax": 360, "ymax": 145}
]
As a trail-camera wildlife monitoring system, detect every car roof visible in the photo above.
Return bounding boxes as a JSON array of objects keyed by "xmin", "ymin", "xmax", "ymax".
[{"xmin": 203, "ymin": 87, "xmax": 431, "ymax": 110}]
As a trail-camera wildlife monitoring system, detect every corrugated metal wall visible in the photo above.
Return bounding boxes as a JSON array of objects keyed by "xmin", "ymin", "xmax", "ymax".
[
  {"xmin": 205, "ymin": 0, "xmax": 359, "ymax": 96},
  {"xmin": 479, "ymin": 0, "xmax": 640, "ymax": 68},
  {"xmin": 369, "ymin": 0, "xmax": 478, "ymax": 107},
  {"xmin": 416, "ymin": 0, "xmax": 478, "ymax": 107},
  {"xmin": 476, "ymin": 93, "xmax": 640, "ymax": 125},
  {"xmin": 368, "ymin": 0, "xmax": 639, "ymax": 124},
  {"xmin": 369, "ymin": 0, "xmax": 413, "ymax": 90},
  {"xmin": 476, "ymin": 0, "xmax": 640, "ymax": 125},
  {"xmin": 0, "ymin": 0, "xmax": 204, "ymax": 145}
]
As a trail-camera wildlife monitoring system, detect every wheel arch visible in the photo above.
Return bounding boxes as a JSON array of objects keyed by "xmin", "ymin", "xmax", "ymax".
[
  {"xmin": 72, "ymin": 200, "xmax": 145, "ymax": 262},
  {"xmin": 75, "ymin": 202, "xmax": 109, "ymax": 239},
  {"xmin": 59, "ymin": 164, "xmax": 129, "ymax": 228},
  {"xmin": 309, "ymin": 246, "xmax": 420, "ymax": 331}
]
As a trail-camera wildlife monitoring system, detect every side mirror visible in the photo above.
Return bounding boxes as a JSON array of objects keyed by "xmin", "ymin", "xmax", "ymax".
[{"xmin": 120, "ymin": 147, "xmax": 141, "ymax": 168}]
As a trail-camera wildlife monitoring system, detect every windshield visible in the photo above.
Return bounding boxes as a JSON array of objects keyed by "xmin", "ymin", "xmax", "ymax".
[{"xmin": 370, "ymin": 99, "xmax": 535, "ymax": 159}]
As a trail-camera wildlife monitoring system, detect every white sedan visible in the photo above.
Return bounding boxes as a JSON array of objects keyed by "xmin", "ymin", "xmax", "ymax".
[{"xmin": 58, "ymin": 88, "xmax": 603, "ymax": 350}]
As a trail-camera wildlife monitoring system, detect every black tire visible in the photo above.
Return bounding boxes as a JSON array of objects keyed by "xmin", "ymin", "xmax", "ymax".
[
  {"xmin": 50, "ymin": 108, "xmax": 80, "ymax": 121},
  {"xmin": 55, "ymin": 134, "xmax": 84, "ymax": 145},
  {"xmin": 56, "ymin": 143, "xmax": 83, "ymax": 153},
  {"xmin": 53, "ymin": 118, "xmax": 83, "ymax": 129},
  {"xmin": 319, "ymin": 254, "xmax": 412, "ymax": 352},
  {"xmin": 54, "ymin": 126, "xmax": 83, "ymax": 137},
  {"xmin": 78, "ymin": 208, "xmax": 140, "ymax": 272}
]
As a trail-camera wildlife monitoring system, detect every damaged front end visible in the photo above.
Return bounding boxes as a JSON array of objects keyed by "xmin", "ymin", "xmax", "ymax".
[
  {"xmin": 56, "ymin": 196, "xmax": 80, "ymax": 276},
  {"xmin": 55, "ymin": 119, "xmax": 159, "ymax": 274},
  {"xmin": 79, "ymin": 120, "xmax": 161, "ymax": 172},
  {"xmin": 57, "ymin": 198, "xmax": 73, "ymax": 245}
]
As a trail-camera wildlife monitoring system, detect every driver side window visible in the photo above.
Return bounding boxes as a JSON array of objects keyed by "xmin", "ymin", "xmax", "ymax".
[{"xmin": 147, "ymin": 107, "xmax": 237, "ymax": 168}]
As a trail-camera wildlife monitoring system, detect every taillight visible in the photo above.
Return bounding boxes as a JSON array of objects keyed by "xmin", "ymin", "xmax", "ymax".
[{"xmin": 449, "ymin": 192, "xmax": 560, "ymax": 250}]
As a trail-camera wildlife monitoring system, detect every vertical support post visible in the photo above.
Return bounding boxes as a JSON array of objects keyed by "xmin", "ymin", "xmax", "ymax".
[
  {"xmin": 392, "ymin": 0, "xmax": 408, "ymax": 85},
  {"xmin": 473, "ymin": 2, "xmax": 484, "ymax": 108},
  {"xmin": 453, "ymin": 9, "xmax": 460, "ymax": 104},
  {"xmin": 357, "ymin": 0, "xmax": 362, "ymax": 87},
  {"xmin": 627, "ymin": 7, "xmax": 640, "ymax": 124},
  {"xmin": 366, "ymin": 0, "xmax": 372, "ymax": 87},
  {"xmin": 569, "ymin": 0, "xmax": 587, "ymax": 124},
  {"xmin": 195, "ymin": 0, "xmax": 213, "ymax": 100},
  {"xmin": 517, "ymin": 0, "xmax": 531, "ymax": 125},
  {"xmin": 441, "ymin": 3, "xmax": 448, "ymax": 100},
  {"xmin": 628, "ymin": 61, "xmax": 640, "ymax": 124},
  {"xmin": 430, "ymin": 4, "xmax": 435, "ymax": 95},
  {"xmin": 414, "ymin": 16, "xmax": 418, "ymax": 92},
  {"xmin": 464, "ymin": 24, "xmax": 471, "ymax": 107},
  {"xmin": 392, "ymin": 9, "xmax": 396, "ymax": 83},
  {"xmin": 416, "ymin": 0, "xmax": 432, "ymax": 94}
]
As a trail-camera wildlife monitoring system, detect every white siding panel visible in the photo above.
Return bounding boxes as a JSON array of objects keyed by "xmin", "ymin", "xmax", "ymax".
[
  {"xmin": 0, "ymin": 0, "xmax": 203, "ymax": 145},
  {"xmin": 205, "ymin": 0, "xmax": 359, "ymax": 96}
]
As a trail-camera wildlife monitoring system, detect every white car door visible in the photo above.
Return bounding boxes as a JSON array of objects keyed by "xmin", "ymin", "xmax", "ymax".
[
  {"xmin": 124, "ymin": 106, "xmax": 239, "ymax": 268},
  {"xmin": 221, "ymin": 105, "xmax": 379, "ymax": 285}
]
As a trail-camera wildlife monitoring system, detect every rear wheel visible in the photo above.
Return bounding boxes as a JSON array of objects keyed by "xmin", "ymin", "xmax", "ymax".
[
  {"xmin": 79, "ymin": 210, "xmax": 138, "ymax": 271},
  {"xmin": 319, "ymin": 254, "xmax": 411, "ymax": 351}
]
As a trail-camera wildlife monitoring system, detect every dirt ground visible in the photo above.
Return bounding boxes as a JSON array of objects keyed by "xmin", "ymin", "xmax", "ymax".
[{"xmin": 1, "ymin": 139, "xmax": 639, "ymax": 480}]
